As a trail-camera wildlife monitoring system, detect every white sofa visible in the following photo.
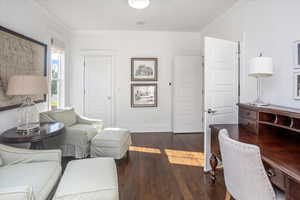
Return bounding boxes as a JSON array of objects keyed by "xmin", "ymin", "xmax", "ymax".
[
  {"xmin": 40, "ymin": 108, "xmax": 104, "ymax": 158},
  {"xmin": 0, "ymin": 144, "xmax": 62, "ymax": 200}
]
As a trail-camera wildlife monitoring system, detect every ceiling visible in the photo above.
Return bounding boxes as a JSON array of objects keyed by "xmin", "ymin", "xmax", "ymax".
[{"xmin": 35, "ymin": 0, "xmax": 238, "ymax": 32}]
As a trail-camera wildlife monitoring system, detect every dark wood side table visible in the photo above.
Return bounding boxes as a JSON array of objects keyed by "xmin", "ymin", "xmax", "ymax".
[{"xmin": 0, "ymin": 122, "xmax": 65, "ymax": 149}]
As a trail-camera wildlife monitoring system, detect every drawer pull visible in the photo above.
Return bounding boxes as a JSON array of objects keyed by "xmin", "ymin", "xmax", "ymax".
[{"xmin": 267, "ymin": 169, "xmax": 275, "ymax": 177}]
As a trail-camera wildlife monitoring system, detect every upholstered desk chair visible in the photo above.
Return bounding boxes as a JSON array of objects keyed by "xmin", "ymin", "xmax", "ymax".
[{"xmin": 218, "ymin": 129, "xmax": 285, "ymax": 200}]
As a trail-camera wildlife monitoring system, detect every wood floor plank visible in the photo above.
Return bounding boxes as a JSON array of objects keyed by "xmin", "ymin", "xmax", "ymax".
[{"xmin": 117, "ymin": 133, "xmax": 226, "ymax": 200}]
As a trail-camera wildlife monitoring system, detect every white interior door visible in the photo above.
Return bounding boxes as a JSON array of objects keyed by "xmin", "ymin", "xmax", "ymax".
[
  {"xmin": 203, "ymin": 37, "xmax": 239, "ymax": 171},
  {"xmin": 84, "ymin": 55, "xmax": 112, "ymax": 126},
  {"xmin": 173, "ymin": 56, "xmax": 203, "ymax": 133}
]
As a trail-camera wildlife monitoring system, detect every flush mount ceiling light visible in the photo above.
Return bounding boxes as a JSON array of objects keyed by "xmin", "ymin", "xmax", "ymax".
[{"xmin": 128, "ymin": 0, "xmax": 150, "ymax": 9}]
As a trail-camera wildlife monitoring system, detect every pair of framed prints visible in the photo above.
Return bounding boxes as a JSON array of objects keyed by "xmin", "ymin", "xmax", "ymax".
[
  {"xmin": 130, "ymin": 58, "xmax": 158, "ymax": 108},
  {"xmin": 293, "ymin": 41, "xmax": 300, "ymax": 100}
]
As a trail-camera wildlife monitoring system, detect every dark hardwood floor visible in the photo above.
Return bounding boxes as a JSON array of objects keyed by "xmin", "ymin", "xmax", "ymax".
[
  {"xmin": 62, "ymin": 133, "xmax": 226, "ymax": 200},
  {"xmin": 117, "ymin": 133, "xmax": 226, "ymax": 200}
]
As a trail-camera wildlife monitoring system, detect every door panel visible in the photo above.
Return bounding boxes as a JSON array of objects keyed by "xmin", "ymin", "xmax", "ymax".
[
  {"xmin": 84, "ymin": 55, "xmax": 112, "ymax": 126},
  {"xmin": 204, "ymin": 37, "xmax": 239, "ymax": 171},
  {"xmin": 173, "ymin": 56, "xmax": 203, "ymax": 133}
]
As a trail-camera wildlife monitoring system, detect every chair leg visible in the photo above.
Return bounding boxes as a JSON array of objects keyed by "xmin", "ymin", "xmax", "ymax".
[{"xmin": 225, "ymin": 190, "xmax": 231, "ymax": 200}]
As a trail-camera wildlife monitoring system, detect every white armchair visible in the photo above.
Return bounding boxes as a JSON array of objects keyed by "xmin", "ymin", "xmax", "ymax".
[
  {"xmin": 40, "ymin": 108, "xmax": 104, "ymax": 158},
  {"xmin": 0, "ymin": 144, "xmax": 62, "ymax": 200}
]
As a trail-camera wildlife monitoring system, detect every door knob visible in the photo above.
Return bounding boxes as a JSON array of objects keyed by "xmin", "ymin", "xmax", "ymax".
[{"xmin": 207, "ymin": 108, "xmax": 217, "ymax": 114}]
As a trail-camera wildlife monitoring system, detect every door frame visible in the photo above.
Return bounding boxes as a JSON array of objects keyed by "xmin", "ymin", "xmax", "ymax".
[
  {"xmin": 80, "ymin": 50, "xmax": 116, "ymax": 126},
  {"xmin": 171, "ymin": 54, "xmax": 204, "ymax": 134}
]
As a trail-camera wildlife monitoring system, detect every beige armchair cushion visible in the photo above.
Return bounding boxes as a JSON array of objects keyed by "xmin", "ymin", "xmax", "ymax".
[
  {"xmin": 0, "ymin": 161, "xmax": 61, "ymax": 200},
  {"xmin": 46, "ymin": 108, "xmax": 76, "ymax": 127},
  {"xmin": 68, "ymin": 124, "xmax": 98, "ymax": 141}
]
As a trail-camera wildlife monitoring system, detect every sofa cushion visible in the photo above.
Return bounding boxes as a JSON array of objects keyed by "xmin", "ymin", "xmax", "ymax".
[
  {"xmin": 0, "ymin": 161, "xmax": 61, "ymax": 200},
  {"xmin": 69, "ymin": 124, "xmax": 98, "ymax": 141},
  {"xmin": 47, "ymin": 108, "xmax": 77, "ymax": 127},
  {"xmin": 53, "ymin": 158, "xmax": 118, "ymax": 200}
]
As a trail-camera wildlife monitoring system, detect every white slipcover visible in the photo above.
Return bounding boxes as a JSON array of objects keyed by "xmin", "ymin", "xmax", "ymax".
[
  {"xmin": 53, "ymin": 158, "xmax": 119, "ymax": 200},
  {"xmin": 91, "ymin": 128, "xmax": 131, "ymax": 159},
  {"xmin": 0, "ymin": 162, "xmax": 61, "ymax": 200},
  {"xmin": 0, "ymin": 144, "xmax": 62, "ymax": 200},
  {"xmin": 40, "ymin": 108, "xmax": 104, "ymax": 158},
  {"xmin": 0, "ymin": 186, "xmax": 34, "ymax": 200}
]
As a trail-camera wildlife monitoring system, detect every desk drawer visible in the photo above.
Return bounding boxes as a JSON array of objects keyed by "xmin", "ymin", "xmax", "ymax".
[
  {"xmin": 264, "ymin": 162, "xmax": 286, "ymax": 191},
  {"xmin": 286, "ymin": 177, "xmax": 300, "ymax": 200},
  {"xmin": 239, "ymin": 117, "xmax": 257, "ymax": 134},
  {"xmin": 239, "ymin": 108, "xmax": 257, "ymax": 120}
]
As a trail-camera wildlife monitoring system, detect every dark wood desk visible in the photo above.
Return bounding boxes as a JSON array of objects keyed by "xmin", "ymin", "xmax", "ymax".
[{"xmin": 210, "ymin": 103, "xmax": 300, "ymax": 200}]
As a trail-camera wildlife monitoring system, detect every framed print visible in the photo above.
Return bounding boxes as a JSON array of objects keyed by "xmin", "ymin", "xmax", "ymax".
[
  {"xmin": 294, "ymin": 71, "xmax": 300, "ymax": 100},
  {"xmin": 131, "ymin": 84, "xmax": 157, "ymax": 107},
  {"xmin": 294, "ymin": 40, "xmax": 300, "ymax": 68},
  {"xmin": 131, "ymin": 58, "xmax": 158, "ymax": 81},
  {"xmin": 0, "ymin": 26, "xmax": 47, "ymax": 111}
]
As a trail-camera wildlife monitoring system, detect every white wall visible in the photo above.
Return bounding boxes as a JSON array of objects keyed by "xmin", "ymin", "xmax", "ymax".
[
  {"xmin": 201, "ymin": 0, "xmax": 300, "ymax": 108},
  {"xmin": 70, "ymin": 31, "xmax": 202, "ymax": 132},
  {"xmin": 0, "ymin": 0, "xmax": 71, "ymax": 133}
]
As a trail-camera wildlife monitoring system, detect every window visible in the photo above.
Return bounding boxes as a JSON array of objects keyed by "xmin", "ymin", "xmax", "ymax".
[{"xmin": 50, "ymin": 49, "xmax": 65, "ymax": 110}]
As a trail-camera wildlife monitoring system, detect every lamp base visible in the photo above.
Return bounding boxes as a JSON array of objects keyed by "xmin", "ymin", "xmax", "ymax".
[
  {"xmin": 17, "ymin": 96, "xmax": 40, "ymax": 135},
  {"xmin": 17, "ymin": 123, "xmax": 40, "ymax": 135},
  {"xmin": 250, "ymin": 99, "xmax": 270, "ymax": 107}
]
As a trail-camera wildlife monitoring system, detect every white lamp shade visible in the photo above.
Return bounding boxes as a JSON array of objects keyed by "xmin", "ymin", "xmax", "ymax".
[
  {"xmin": 7, "ymin": 75, "xmax": 48, "ymax": 95},
  {"xmin": 128, "ymin": 0, "xmax": 150, "ymax": 9},
  {"xmin": 249, "ymin": 57, "xmax": 273, "ymax": 77}
]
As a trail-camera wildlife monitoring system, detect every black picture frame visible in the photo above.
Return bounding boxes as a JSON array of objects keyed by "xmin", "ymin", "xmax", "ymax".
[
  {"xmin": 131, "ymin": 58, "xmax": 158, "ymax": 81},
  {"xmin": 0, "ymin": 26, "xmax": 47, "ymax": 111},
  {"xmin": 131, "ymin": 83, "xmax": 158, "ymax": 108}
]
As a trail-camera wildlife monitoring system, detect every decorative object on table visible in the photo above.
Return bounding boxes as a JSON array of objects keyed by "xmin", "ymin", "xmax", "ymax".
[
  {"xmin": 0, "ymin": 26, "xmax": 47, "ymax": 111},
  {"xmin": 293, "ymin": 70, "xmax": 300, "ymax": 100},
  {"xmin": 7, "ymin": 75, "xmax": 48, "ymax": 134},
  {"xmin": 294, "ymin": 40, "xmax": 300, "ymax": 68},
  {"xmin": 0, "ymin": 122, "xmax": 65, "ymax": 149},
  {"xmin": 131, "ymin": 83, "xmax": 157, "ymax": 107},
  {"xmin": 131, "ymin": 58, "xmax": 158, "ymax": 81},
  {"xmin": 248, "ymin": 53, "xmax": 273, "ymax": 106}
]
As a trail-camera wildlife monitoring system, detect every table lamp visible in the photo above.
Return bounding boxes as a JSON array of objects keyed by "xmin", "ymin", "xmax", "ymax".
[
  {"xmin": 7, "ymin": 75, "xmax": 48, "ymax": 134},
  {"xmin": 249, "ymin": 53, "xmax": 273, "ymax": 106}
]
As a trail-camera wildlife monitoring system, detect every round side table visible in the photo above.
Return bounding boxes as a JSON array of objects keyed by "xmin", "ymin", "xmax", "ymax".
[{"xmin": 0, "ymin": 122, "xmax": 65, "ymax": 149}]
